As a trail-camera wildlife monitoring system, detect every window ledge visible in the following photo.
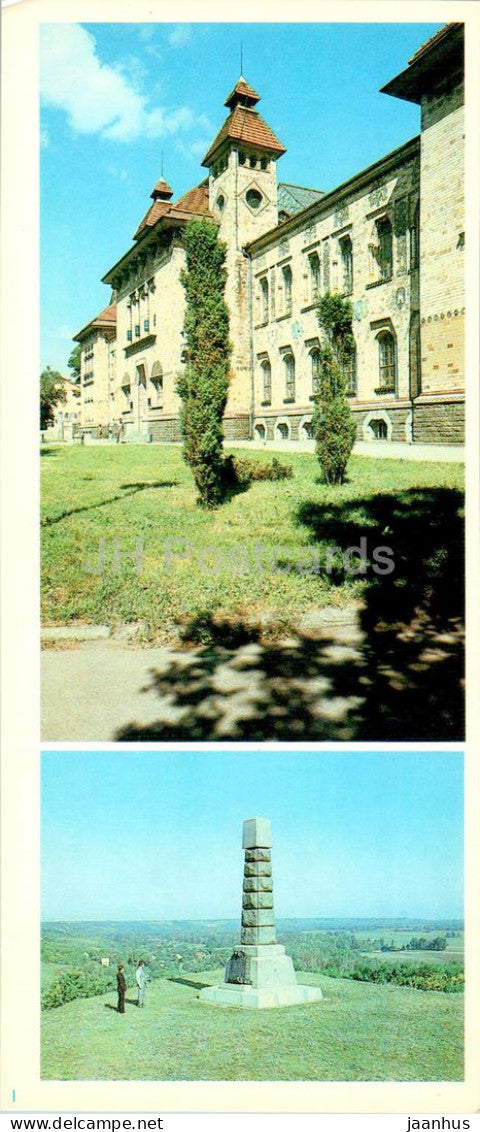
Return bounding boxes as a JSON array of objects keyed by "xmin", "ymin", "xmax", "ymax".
[
  {"xmin": 283, "ymin": 397, "xmax": 295, "ymax": 404},
  {"xmin": 261, "ymin": 400, "xmax": 272, "ymax": 407},
  {"xmin": 276, "ymin": 312, "xmax": 292, "ymax": 323},
  {"xmin": 124, "ymin": 333, "xmax": 157, "ymax": 357},
  {"xmin": 374, "ymin": 386, "xmax": 396, "ymax": 395},
  {"xmin": 366, "ymin": 277, "xmax": 393, "ymax": 290},
  {"xmin": 300, "ymin": 301, "xmax": 318, "ymax": 313},
  {"xmin": 254, "ymin": 322, "xmax": 269, "ymax": 330}
]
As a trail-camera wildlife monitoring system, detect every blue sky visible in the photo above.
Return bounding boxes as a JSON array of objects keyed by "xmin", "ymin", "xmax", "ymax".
[
  {"xmin": 41, "ymin": 750, "xmax": 463, "ymax": 921},
  {"xmin": 40, "ymin": 20, "xmax": 441, "ymax": 376}
]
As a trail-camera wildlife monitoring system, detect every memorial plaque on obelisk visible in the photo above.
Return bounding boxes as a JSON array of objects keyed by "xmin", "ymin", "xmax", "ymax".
[{"xmin": 199, "ymin": 818, "xmax": 323, "ymax": 1008}]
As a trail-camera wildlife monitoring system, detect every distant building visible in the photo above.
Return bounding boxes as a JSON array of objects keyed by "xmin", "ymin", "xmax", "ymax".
[
  {"xmin": 74, "ymin": 24, "xmax": 464, "ymax": 446},
  {"xmin": 43, "ymin": 375, "xmax": 81, "ymax": 441}
]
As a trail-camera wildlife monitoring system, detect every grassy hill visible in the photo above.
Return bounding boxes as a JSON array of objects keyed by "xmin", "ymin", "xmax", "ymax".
[{"xmin": 41, "ymin": 968, "xmax": 463, "ymax": 1082}]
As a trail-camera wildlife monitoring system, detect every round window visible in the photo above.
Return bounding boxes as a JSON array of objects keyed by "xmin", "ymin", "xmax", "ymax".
[
  {"xmin": 216, "ymin": 194, "xmax": 225, "ymax": 213},
  {"xmin": 246, "ymin": 188, "xmax": 262, "ymax": 210}
]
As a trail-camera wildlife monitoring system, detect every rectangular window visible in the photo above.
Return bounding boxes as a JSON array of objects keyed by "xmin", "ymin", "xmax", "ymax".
[
  {"xmin": 282, "ymin": 265, "xmax": 293, "ymax": 316},
  {"xmin": 308, "ymin": 253, "xmax": 321, "ymax": 302},
  {"xmin": 340, "ymin": 237, "xmax": 353, "ymax": 295},
  {"xmin": 377, "ymin": 219, "xmax": 393, "ymax": 281},
  {"xmin": 126, "ymin": 330, "xmax": 132, "ymax": 342}
]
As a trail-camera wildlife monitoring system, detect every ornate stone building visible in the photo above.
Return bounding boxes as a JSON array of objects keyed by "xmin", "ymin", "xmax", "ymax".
[{"xmin": 74, "ymin": 23, "xmax": 464, "ymax": 446}]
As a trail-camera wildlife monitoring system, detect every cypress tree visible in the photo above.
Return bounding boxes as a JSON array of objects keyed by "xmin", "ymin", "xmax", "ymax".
[
  {"xmin": 312, "ymin": 293, "xmax": 357, "ymax": 484},
  {"xmin": 177, "ymin": 219, "xmax": 231, "ymax": 507}
]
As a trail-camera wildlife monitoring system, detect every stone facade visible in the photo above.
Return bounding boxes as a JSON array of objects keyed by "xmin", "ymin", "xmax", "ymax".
[{"xmin": 74, "ymin": 24, "xmax": 464, "ymax": 447}]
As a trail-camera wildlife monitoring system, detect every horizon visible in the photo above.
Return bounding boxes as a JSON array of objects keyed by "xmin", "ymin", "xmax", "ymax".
[{"xmin": 42, "ymin": 915, "xmax": 464, "ymax": 925}]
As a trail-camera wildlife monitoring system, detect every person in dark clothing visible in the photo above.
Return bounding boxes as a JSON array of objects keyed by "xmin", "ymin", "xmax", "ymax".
[{"xmin": 117, "ymin": 963, "xmax": 126, "ymax": 1013}]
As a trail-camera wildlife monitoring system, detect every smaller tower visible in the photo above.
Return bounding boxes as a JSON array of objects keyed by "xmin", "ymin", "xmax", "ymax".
[
  {"xmin": 150, "ymin": 179, "xmax": 173, "ymax": 203},
  {"xmin": 200, "ymin": 77, "xmax": 286, "ymax": 433},
  {"xmin": 199, "ymin": 817, "xmax": 323, "ymax": 1009}
]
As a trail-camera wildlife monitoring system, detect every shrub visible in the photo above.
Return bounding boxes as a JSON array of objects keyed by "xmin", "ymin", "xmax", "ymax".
[
  {"xmin": 226, "ymin": 455, "xmax": 294, "ymax": 486},
  {"xmin": 41, "ymin": 966, "xmax": 118, "ymax": 1009},
  {"xmin": 312, "ymin": 293, "xmax": 357, "ymax": 484},
  {"xmin": 177, "ymin": 219, "xmax": 231, "ymax": 508}
]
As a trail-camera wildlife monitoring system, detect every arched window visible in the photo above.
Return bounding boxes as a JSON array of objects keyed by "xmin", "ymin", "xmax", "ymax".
[
  {"xmin": 376, "ymin": 218, "xmax": 393, "ymax": 281},
  {"xmin": 255, "ymin": 422, "xmax": 266, "ymax": 440},
  {"xmin": 310, "ymin": 348, "xmax": 321, "ymax": 396},
  {"xmin": 377, "ymin": 330, "xmax": 396, "ymax": 391},
  {"xmin": 150, "ymin": 361, "xmax": 163, "ymax": 407},
  {"xmin": 370, "ymin": 418, "xmax": 388, "ymax": 440},
  {"xmin": 260, "ymin": 358, "xmax": 271, "ymax": 404},
  {"xmin": 259, "ymin": 277, "xmax": 269, "ymax": 324},
  {"xmin": 121, "ymin": 372, "xmax": 131, "ymax": 408},
  {"xmin": 340, "ymin": 235, "xmax": 353, "ymax": 294},
  {"xmin": 308, "ymin": 252, "xmax": 320, "ymax": 302},
  {"xmin": 284, "ymin": 353, "xmax": 295, "ymax": 401},
  {"xmin": 276, "ymin": 421, "xmax": 290, "ymax": 440},
  {"xmin": 282, "ymin": 265, "xmax": 293, "ymax": 315},
  {"xmin": 343, "ymin": 343, "xmax": 357, "ymax": 395}
]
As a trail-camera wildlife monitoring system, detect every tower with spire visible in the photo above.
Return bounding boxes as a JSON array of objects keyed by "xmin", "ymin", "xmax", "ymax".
[{"xmin": 201, "ymin": 76, "xmax": 286, "ymax": 428}]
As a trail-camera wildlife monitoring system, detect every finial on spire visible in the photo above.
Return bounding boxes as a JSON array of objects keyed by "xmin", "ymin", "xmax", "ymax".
[
  {"xmin": 240, "ymin": 40, "xmax": 243, "ymax": 75},
  {"xmin": 161, "ymin": 149, "xmax": 164, "ymax": 178}
]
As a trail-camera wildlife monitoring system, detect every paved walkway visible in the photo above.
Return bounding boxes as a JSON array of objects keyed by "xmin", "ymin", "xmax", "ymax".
[
  {"xmin": 41, "ymin": 610, "xmax": 363, "ymax": 742},
  {"xmin": 43, "ymin": 437, "xmax": 464, "ymax": 462},
  {"xmin": 41, "ymin": 601, "xmax": 463, "ymax": 742},
  {"xmin": 226, "ymin": 439, "xmax": 465, "ymax": 462}
]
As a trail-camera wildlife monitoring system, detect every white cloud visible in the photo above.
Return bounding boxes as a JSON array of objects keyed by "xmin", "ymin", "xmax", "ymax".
[
  {"xmin": 40, "ymin": 128, "xmax": 49, "ymax": 148},
  {"xmin": 104, "ymin": 163, "xmax": 130, "ymax": 185},
  {"xmin": 167, "ymin": 25, "xmax": 192, "ymax": 48},
  {"xmin": 40, "ymin": 24, "xmax": 195, "ymax": 143}
]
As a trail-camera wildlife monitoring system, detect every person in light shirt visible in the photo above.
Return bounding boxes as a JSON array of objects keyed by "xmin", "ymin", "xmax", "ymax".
[{"xmin": 136, "ymin": 960, "xmax": 148, "ymax": 1007}]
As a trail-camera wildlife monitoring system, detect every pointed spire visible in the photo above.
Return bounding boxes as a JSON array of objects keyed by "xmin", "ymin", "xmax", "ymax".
[
  {"xmin": 224, "ymin": 75, "xmax": 260, "ymax": 110},
  {"xmin": 150, "ymin": 178, "xmax": 173, "ymax": 201}
]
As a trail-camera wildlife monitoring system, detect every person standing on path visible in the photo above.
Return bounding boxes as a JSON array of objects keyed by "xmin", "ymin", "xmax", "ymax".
[
  {"xmin": 117, "ymin": 963, "xmax": 127, "ymax": 1014},
  {"xmin": 136, "ymin": 960, "xmax": 148, "ymax": 1008}
]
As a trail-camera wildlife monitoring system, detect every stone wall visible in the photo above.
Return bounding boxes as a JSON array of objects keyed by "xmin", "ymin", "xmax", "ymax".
[{"xmin": 412, "ymin": 398, "xmax": 465, "ymax": 445}]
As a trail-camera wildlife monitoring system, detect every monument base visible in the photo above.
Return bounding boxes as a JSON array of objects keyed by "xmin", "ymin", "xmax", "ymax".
[
  {"xmin": 198, "ymin": 983, "xmax": 323, "ymax": 1009},
  {"xmin": 198, "ymin": 944, "xmax": 323, "ymax": 1009}
]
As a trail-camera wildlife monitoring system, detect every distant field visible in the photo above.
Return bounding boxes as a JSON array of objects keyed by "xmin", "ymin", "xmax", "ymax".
[
  {"xmin": 41, "ymin": 968, "xmax": 463, "ymax": 1082},
  {"xmin": 363, "ymin": 950, "xmax": 463, "ymax": 964}
]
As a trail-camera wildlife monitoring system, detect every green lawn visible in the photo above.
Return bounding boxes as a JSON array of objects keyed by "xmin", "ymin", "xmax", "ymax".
[
  {"xmin": 41, "ymin": 969, "xmax": 463, "ymax": 1082},
  {"xmin": 41, "ymin": 444, "xmax": 464, "ymax": 644}
]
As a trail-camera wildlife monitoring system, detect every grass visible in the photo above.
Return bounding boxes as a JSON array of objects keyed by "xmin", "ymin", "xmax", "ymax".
[
  {"xmin": 41, "ymin": 444, "xmax": 464, "ymax": 644},
  {"xmin": 41, "ymin": 968, "xmax": 463, "ymax": 1082}
]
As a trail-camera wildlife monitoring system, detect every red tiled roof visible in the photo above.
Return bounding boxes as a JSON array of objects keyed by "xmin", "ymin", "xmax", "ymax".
[
  {"xmin": 74, "ymin": 302, "xmax": 117, "ymax": 341},
  {"xmin": 225, "ymin": 76, "xmax": 260, "ymax": 108},
  {"xmin": 134, "ymin": 180, "xmax": 212, "ymax": 239},
  {"xmin": 151, "ymin": 178, "xmax": 173, "ymax": 199},
  {"xmin": 95, "ymin": 302, "xmax": 116, "ymax": 324},
  {"xmin": 174, "ymin": 181, "xmax": 211, "ymax": 214},
  {"xmin": 409, "ymin": 23, "xmax": 462, "ymax": 64},
  {"xmin": 202, "ymin": 105, "xmax": 286, "ymax": 167},
  {"xmin": 134, "ymin": 200, "xmax": 172, "ymax": 239}
]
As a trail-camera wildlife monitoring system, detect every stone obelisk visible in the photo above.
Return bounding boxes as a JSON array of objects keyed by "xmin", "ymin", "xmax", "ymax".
[{"xmin": 199, "ymin": 817, "xmax": 323, "ymax": 1008}]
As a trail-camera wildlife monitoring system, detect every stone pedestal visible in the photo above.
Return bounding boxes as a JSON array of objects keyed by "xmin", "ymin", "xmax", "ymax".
[{"xmin": 199, "ymin": 817, "xmax": 323, "ymax": 1009}]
